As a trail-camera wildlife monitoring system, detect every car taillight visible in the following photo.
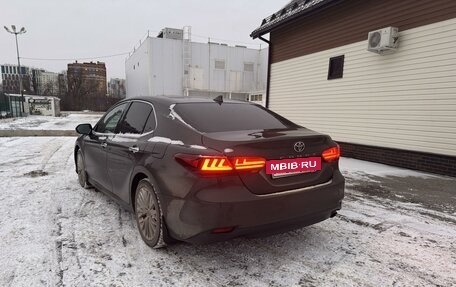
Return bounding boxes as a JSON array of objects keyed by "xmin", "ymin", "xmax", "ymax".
[
  {"xmin": 322, "ymin": 145, "xmax": 340, "ymax": 162},
  {"xmin": 200, "ymin": 157, "xmax": 233, "ymax": 171},
  {"xmin": 232, "ymin": 157, "xmax": 265, "ymax": 171},
  {"xmin": 175, "ymin": 154, "xmax": 265, "ymax": 174}
]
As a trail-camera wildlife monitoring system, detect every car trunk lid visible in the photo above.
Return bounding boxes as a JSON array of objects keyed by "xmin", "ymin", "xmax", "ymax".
[{"xmin": 202, "ymin": 128, "xmax": 335, "ymax": 195}]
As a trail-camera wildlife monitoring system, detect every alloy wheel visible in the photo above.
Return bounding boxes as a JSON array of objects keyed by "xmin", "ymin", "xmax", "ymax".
[{"xmin": 136, "ymin": 185, "xmax": 159, "ymax": 242}]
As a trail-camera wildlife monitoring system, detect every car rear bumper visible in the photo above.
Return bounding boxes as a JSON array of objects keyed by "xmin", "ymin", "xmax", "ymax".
[{"xmin": 163, "ymin": 171, "xmax": 345, "ymax": 244}]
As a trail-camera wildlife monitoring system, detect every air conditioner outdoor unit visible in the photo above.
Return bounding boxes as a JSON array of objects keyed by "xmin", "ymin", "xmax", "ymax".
[{"xmin": 367, "ymin": 27, "xmax": 399, "ymax": 54}]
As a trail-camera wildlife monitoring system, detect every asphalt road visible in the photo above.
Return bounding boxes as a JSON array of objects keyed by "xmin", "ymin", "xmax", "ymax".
[{"xmin": 0, "ymin": 137, "xmax": 455, "ymax": 286}]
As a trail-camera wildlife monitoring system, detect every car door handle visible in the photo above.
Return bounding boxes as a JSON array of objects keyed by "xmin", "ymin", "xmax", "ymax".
[
  {"xmin": 101, "ymin": 142, "xmax": 107, "ymax": 148},
  {"xmin": 129, "ymin": 146, "xmax": 140, "ymax": 153}
]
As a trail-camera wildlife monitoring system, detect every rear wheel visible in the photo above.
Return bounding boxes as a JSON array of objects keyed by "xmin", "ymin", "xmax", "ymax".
[
  {"xmin": 135, "ymin": 179, "xmax": 167, "ymax": 248},
  {"xmin": 77, "ymin": 150, "xmax": 91, "ymax": 189}
]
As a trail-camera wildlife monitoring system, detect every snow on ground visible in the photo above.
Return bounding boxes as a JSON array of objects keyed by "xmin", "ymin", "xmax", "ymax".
[
  {"xmin": 0, "ymin": 137, "xmax": 455, "ymax": 287},
  {"xmin": 340, "ymin": 157, "xmax": 437, "ymax": 179},
  {"xmin": 0, "ymin": 113, "xmax": 101, "ymax": 131}
]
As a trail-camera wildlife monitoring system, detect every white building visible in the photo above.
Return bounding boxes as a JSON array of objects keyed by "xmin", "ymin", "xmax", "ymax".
[
  {"xmin": 34, "ymin": 70, "xmax": 59, "ymax": 96},
  {"xmin": 126, "ymin": 27, "xmax": 268, "ymax": 105}
]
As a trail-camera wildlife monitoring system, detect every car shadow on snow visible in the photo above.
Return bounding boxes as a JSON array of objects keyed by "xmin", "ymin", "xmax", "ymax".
[{"xmin": 155, "ymin": 223, "xmax": 343, "ymax": 285}]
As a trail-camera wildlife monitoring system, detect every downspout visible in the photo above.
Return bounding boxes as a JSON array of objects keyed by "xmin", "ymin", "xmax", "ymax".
[{"xmin": 258, "ymin": 36, "xmax": 271, "ymax": 109}]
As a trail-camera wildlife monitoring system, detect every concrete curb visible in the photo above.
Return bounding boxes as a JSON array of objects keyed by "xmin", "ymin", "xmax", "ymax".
[{"xmin": 0, "ymin": 129, "xmax": 78, "ymax": 137}]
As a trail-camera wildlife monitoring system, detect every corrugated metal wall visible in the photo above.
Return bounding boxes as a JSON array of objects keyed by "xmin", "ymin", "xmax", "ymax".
[
  {"xmin": 190, "ymin": 42, "xmax": 267, "ymax": 94},
  {"xmin": 269, "ymin": 18, "xmax": 456, "ymax": 156},
  {"xmin": 149, "ymin": 38, "xmax": 184, "ymax": 96},
  {"xmin": 125, "ymin": 39, "xmax": 152, "ymax": 98},
  {"xmin": 126, "ymin": 38, "xmax": 268, "ymax": 98}
]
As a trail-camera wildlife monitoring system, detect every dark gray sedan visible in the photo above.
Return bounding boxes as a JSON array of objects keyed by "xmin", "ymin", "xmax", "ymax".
[{"xmin": 74, "ymin": 96, "xmax": 344, "ymax": 248}]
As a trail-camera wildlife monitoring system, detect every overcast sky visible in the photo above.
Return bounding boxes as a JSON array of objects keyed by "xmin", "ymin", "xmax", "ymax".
[{"xmin": 1, "ymin": 0, "xmax": 286, "ymax": 79}]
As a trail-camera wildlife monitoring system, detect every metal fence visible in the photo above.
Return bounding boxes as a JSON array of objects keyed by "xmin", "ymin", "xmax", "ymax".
[{"xmin": 0, "ymin": 93, "xmax": 24, "ymax": 118}]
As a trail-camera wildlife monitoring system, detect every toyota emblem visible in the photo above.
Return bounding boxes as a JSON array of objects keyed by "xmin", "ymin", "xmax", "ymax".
[{"xmin": 294, "ymin": 141, "xmax": 305, "ymax": 153}]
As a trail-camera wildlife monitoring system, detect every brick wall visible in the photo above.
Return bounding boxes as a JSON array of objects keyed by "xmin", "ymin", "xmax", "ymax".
[{"xmin": 338, "ymin": 142, "xmax": 456, "ymax": 178}]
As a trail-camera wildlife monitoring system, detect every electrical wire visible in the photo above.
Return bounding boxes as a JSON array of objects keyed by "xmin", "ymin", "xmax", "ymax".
[{"xmin": 21, "ymin": 52, "xmax": 130, "ymax": 61}]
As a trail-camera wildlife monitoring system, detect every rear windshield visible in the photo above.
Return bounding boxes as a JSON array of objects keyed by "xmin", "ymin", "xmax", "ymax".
[{"xmin": 174, "ymin": 103, "xmax": 297, "ymax": 133}]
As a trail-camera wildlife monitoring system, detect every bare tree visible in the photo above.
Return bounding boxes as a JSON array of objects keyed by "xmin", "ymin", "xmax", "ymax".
[
  {"xmin": 42, "ymin": 81, "xmax": 57, "ymax": 97},
  {"xmin": 67, "ymin": 72, "xmax": 114, "ymax": 111}
]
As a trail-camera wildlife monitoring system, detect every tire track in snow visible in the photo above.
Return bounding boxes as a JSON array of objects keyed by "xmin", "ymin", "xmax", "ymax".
[
  {"xmin": 54, "ymin": 207, "xmax": 64, "ymax": 287},
  {"xmin": 0, "ymin": 137, "xmax": 22, "ymax": 147},
  {"xmin": 42, "ymin": 137, "xmax": 75, "ymax": 174},
  {"xmin": 39, "ymin": 138, "xmax": 63, "ymax": 171},
  {"xmin": 41, "ymin": 137, "xmax": 79, "ymax": 286},
  {"xmin": 54, "ymin": 140, "xmax": 128, "ymax": 285}
]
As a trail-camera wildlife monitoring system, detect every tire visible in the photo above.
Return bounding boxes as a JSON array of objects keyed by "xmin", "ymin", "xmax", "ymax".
[
  {"xmin": 134, "ymin": 179, "xmax": 167, "ymax": 248},
  {"xmin": 76, "ymin": 150, "xmax": 91, "ymax": 189}
]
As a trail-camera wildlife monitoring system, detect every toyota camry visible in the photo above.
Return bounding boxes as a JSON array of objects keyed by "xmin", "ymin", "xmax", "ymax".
[{"xmin": 74, "ymin": 96, "xmax": 344, "ymax": 248}]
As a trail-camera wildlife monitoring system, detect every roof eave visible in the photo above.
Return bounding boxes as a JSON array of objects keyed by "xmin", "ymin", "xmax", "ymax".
[{"xmin": 250, "ymin": 0, "xmax": 341, "ymax": 39}]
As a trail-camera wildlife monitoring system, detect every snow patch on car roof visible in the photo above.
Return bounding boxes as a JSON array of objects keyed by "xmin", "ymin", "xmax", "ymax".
[
  {"xmin": 148, "ymin": 136, "xmax": 184, "ymax": 146},
  {"xmin": 147, "ymin": 137, "xmax": 207, "ymax": 149},
  {"xmin": 168, "ymin": 104, "xmax": 199, "ymax": 132},
  {"xmin": 111, "ymin": 133, "xmax": 143, "ymax": 141},
  {"xmin": 190, "ymin": 145, "xmax": 207, "ymax": 150}
]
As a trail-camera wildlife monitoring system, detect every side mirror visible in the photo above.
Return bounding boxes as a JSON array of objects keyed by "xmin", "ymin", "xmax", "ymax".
[{"xmin": 76, "ymin": 123, "xmax": 93, "ymax": 135}]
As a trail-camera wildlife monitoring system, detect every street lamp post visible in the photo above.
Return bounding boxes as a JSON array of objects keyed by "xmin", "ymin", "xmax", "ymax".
[{"xmin": 4, "ymin": 25, "xmax": 27, "ymax": 115}]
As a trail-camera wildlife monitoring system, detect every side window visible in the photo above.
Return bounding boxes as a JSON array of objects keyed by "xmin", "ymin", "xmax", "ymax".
[
  {"xmin": 96, "ymin": 103, "xmax": 127, "ymax": 133},
  {"xmin": 118, "ymin": 102, "xmax": 152, "ymax": 134},
  {"xmin": 143, "ymin": 107, "xmax": 157, "ymax": 133}
]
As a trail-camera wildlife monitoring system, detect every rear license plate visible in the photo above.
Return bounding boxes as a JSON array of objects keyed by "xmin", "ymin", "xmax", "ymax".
[{"xmin": 266, "ymin": 157, "xmax": 321, "ymax": 176}]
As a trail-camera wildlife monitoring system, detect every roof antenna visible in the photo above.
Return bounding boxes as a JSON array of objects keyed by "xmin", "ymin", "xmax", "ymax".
[{"xmin": 213, "ymin": 95, "xmax": 223, "ymax": 105}]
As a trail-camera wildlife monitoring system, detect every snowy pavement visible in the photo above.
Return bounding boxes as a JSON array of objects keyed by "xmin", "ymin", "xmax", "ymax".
[
  {"xmin": 0, "ymin": 137, "xmax": 455, "ymax": 287},
  {"xmin": 0, "ymin": 113, "xmax": 101, "ymax": 131}
]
